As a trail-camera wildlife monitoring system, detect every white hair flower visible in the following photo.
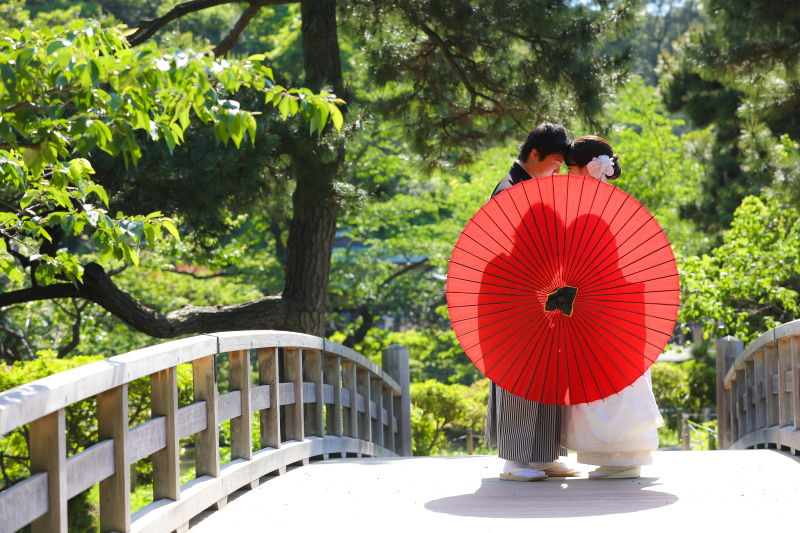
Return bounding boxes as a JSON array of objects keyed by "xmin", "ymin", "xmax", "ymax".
[{"xmin": 586, "ymin": 155, "xmax": 615, "ymax": 183}]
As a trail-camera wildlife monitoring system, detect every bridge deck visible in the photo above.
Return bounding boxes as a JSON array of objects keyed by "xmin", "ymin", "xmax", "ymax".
[{"xmin": 188, "ymin": 450, "xmax": 799, "ymax": 530}]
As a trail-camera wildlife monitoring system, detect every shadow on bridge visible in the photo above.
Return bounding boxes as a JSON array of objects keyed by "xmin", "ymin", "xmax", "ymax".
[{"xmin": 424, "ymin": 476, "xmax": 679, "ymax": 518}]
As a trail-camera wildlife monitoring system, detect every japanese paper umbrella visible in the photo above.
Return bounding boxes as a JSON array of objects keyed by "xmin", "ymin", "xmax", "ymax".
[{"xmin": 446, "ymin": 175, "xmax": 679, "ymax": 405}]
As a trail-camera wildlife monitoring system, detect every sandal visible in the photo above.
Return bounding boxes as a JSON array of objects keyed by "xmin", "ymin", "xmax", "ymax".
[{"xmin": 499, "ymin": 467, "xmax": 548, "ymax": 482}]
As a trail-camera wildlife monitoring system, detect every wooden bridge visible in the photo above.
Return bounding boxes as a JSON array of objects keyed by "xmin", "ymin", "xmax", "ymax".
[{"xmin": 2, "ymin": 322, "xmax": 800, "ymax": 532}]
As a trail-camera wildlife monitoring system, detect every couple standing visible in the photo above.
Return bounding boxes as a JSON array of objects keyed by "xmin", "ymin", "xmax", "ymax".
[{"xmin": 484, "ymin": 122, "xmax": 664, "ymax": 481}]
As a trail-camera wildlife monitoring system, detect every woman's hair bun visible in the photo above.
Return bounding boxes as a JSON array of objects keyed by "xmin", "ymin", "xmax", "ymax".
[{"xmin": 567, "ymin": 136, "xmax": 622, "ymax": 180}]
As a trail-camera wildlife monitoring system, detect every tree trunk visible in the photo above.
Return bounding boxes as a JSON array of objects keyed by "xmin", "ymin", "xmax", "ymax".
[{"xmin": 0, "ymin": 0, "xmax": 347, "ymax": 340}]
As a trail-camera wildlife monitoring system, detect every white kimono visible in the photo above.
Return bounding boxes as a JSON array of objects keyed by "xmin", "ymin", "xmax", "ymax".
[{"xmin": 562, "ymin": 370, "xmax": 664, "ymax": 467}]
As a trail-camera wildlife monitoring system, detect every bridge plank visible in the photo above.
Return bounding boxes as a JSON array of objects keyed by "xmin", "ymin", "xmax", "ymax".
[
  {"xmin": 129, "ymin": 417, "xmax": 166, "ymax": 465},
  {"xmin": 0, "ymin": 336, "xmax": 216, "ymax": 437},
  {"xmin": 229, "ymin": 350, "xmax": 252, "ymax": 461},
  {"xmin": 257, "ymin": 347, "xmax": 280, "ymax": 450},
  {"xmin": 251, "ymin": 385, "xmax": 270, "ymax": 411},
  {"xmin": 177, "ymin": 402, "xmax": 207, "ymax": 440},
  {"xmin": 193, "ymin": 356, "xmax": 220, "ymax": 479},
  {"xmin": 284, "ymin": 348, "xmax": 303, "ymax": 443},
  {"xmin": 67, "ymin": 440, "xmax": 115, "ymax": 499},
  {"xmin": 29, "ymin": 408, "xmax": 67, "ymax": 533},
  {"xmin": 218, "ymin": 391, "xmax": 242, "ymax": 423},
  {"xmin": 0, "ymin": 472, "xmax": 49, "ymax": 533},
  {"xmin": 342, "ymin": 362, "xmax": 358, "ymax": 439},
  {"xmin": 323, "ymin": 355, "xmax": 342, "ymax": 438},
  {"xmin": 151, "ymin": 367, "xmax": 180, "ymax": 501},
  {"xmin": 97, "ymin": 384, "xmax": 131, "ymax": 532}
]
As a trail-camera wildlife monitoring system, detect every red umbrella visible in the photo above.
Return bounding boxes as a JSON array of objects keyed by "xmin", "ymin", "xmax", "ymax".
[{"xmin": 447, "ymin": 175, "xmax": 679, "ymax": 405}]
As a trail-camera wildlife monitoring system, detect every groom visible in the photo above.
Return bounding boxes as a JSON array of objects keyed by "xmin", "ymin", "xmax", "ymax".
[{"xmin": 484, "ymin": 121, "xmax": 581, "ymax": 481}]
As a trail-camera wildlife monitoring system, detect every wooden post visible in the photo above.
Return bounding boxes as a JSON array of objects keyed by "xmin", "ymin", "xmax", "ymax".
[
  {"xmin": 709, "ymin": 431, "xmax": 716, "ymax": 451},
  {"xmin": 284, "ymin": 348, "xmax": 304, "ymax": 443},
  {"xmin": 744, "ymin": 359, "xmax": 755, "ymax": 434},
  {"xmin": 193, "ymin": 355, "xmax": 220, "ymax": 478},
  {"xmin": 467, "ymin": 427, "xmax": 474, "ymax": 455},
  {"xmin": 258, "ymin": 347, "xmax": 280, "ymax": 449},
  {"xmin": 676, "ymin": 407, "xmax": 683, "ymax": 434},
  {"xmin": 29, "ymin": 409, "xmax": 67, "ymax": 533},
  {"xmin": 716, "ymin": 336, "xmax": 743, "ymax": 449},
  {"xmin": 754, "ymin": 349, "xmax": 767, "ymax": 429},
  {"xmin": 303, "ymin": 349, "xmax": 324, "ymax": 438},
  {"xmin": 680, "ymin": 414, "xmax": 689, "ymax": 451},
  {"xmin": 323, "ymin": 354, "xmax": 342, "ymax": 437},
  {"xmin": 765, "ymin": 343, "xmax": 779, "ymax": 427},
  {"xmin": 98, "ymin": 385, "xmax": 131, "ymax": 533},
  {"xmin": 736, "ymin": 368, "xmax": 747, "ymax": 440},
  {"xmin": 357, "ymin": 368, "xmax": 371, "ymax": 444},
  {"xmin": 792, "ymin": 335, "xmax": 800, "ymax": 431},
  {"xmin": 151, "ymin": 367, "xmax": 180, "ymax": 501},
  {"xmin": 370, "ymin": 375, "xmax": 383, "ymax": 448},
  {"xmin": 382, "ymin": 345, "xmax": 412, "ymax": 457},
  {"xmin": 342, "ymin": 361, "xmax": 358, "ymax": 439},
  {"xmin": 728, "ymin": 381, "xmax": 738, "ymax": 445},
  {"xmin": 778, "ymin": 336, "xmax": 794, "ymax": 428},
  {"xmin": 229, "ymin": 350, "xmax": 253, "ymax": 461},
  {"xmin": 382, "ymin": 383, "xmax": 394, "ymax": 453}
]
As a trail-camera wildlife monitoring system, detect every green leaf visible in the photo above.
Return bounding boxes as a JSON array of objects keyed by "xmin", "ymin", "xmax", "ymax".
[{"xmin": 161, "ymin": 220, "xmax": 180, "ymax": 240}]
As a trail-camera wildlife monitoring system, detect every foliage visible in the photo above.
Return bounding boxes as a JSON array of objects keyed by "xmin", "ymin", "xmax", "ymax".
[
  {"xmin": 344, "ymin": 0, "xmax": 642, "ymax": 167},
  {"xmin": 0, "ymin": 351, "xmax": 194, "ymax": 531},
  {"xmin": 658, "ymin": 0, "xmax": 800, "ymax": 234},
  {"xmin": 679, "ymin": 196, "xmax": 800, "ymax": 343},
  {"xmin": 606, "ymin": 75, "xmax": 710, "ymax": 254},
  {"xmin": 410, "ymin": 379, "xmax": 488, "ymax": 455},
  {"xmin": 0, "ymin": 19, "xmax": 343, "ymax": 288},
  {"xmin": 651, "ymin": 360, "xmax": 716, "ymax": 410},
  {"xmin": 690, "ymin": 420, "xmax": 717, "ymax": 451}
]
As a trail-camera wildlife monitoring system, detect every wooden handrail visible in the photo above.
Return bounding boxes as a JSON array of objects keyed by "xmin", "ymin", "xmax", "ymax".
[
  {"xmin": 717, "ymin": 321, "xmax": 800, "ymax": 455},
  {"xmin": 0, "ymin": 331, "xmax": 412, "ymax": 533}
]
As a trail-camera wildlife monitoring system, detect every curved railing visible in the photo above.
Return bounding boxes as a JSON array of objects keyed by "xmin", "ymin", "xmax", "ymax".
[
  {"xmin": 0, "ymin": 331, "xmax": 412, "ymax": 533},
  {"xmin": 716, "ymin": 322, "xmax": 800, "ymax": 454}
]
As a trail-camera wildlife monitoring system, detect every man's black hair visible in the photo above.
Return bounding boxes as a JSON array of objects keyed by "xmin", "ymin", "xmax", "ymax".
[{"xmin": 517, "ymin": 122, "xmax": 571, "ymax": 162}]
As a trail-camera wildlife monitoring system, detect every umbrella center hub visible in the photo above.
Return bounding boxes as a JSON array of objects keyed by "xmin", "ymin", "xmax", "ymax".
[{"xmin": 545, "ymin": 286, "xmax": 578, "ymax": 317}]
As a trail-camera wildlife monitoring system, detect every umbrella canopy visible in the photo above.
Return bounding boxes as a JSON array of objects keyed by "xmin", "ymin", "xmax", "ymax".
[{"xmin": 447, "ymin": 175, "xmax": 679, "ymax": 405}]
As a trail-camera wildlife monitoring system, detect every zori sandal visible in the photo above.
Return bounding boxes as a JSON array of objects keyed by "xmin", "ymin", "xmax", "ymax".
[{"xmin": 499, "ymin": 467, "xmax": 548, "ymax": 482}]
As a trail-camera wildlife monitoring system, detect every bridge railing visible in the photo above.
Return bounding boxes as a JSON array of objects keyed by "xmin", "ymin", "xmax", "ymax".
[
  {"xmin": 717, "ymin": 321, "xmax": 800, "ymax": 454},
  {"xmin": 0, "ymin": 331, "xmax": 412, "ymax": 533}
]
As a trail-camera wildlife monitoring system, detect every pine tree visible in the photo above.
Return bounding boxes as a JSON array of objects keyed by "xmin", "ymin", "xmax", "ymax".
[{"xmin": 0, "ymin": 0, "xmax": 641, "ymax": 337}]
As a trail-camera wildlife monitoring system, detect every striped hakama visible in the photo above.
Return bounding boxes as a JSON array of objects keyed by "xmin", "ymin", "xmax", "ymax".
[
  {"xmin": 481, "ymin": 163, "xmax": 567, "ymax": 464},
  {"xmin": 485, "ymin": 382, "xmax": 567, "ymax": 463}
]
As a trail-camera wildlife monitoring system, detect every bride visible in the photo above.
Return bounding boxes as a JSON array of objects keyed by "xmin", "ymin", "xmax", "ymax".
[{"xmin": 563, "ymin": 135, "xmax": 665, "ymax": 479}]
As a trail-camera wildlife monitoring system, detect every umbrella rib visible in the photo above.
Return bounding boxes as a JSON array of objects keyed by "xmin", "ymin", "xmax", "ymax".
[
  {"xmin": 579, "ymin": 296, "xmax": 680, "ymax": 307},
  {"xmin": 448, "ymin": 257, "xmax": 543, "ymax": 294},
  {"xmin": 563, "ymin": 178, "xmax": 600, "ymax": 283},
  {"xmin": 571, "ymin": 210, "xmax": 656, "ymax": 288},
  {"xmin": 449, "ymin": 299, "xmax": 543, "ymax": 324},
  {"xmin": 446, "ymin": 275, "xmax": 542, "ymax": 295},
  {"xmin": 570, "ymin": 312, "xmax": 636, "ymax": 388},
  {"xmin": 552, "ymin": 176, "xmax": 562, "ymax": 286},
  {"xmin": 578, "ymin": 298, "xmax": 677, "ymax": 325},
  {"xmin": 578, "ymin": 288, "xmax": 680, "ymax": 298},
  {"xmin": 531, "ymin": 313, "xmax": 561, "ymax": 402},
  {"xmin": 567, "ymin": 192, "xmax": 633, "ymax": 287},
  {"xmin": 576, "ymin": 305, "xmax": 663, "ymax": 360},
  {"xmin": 532, "ymin": 177, "xmax": 560, "ymax": 285},
  {"xmin": 485, "ymin": 313, "xmax": 551, "ymax": 383},
  {"xmin": 577, "ymin": 244, "xmax": 675, "ymax": 294},
  {"xmin": 470, "ymin": 307, "xmax": 548, "ymax": 370},
  {"xmin": 460, "ymin": 303, "xmax": 545, "ymax": 351},
  {"xmin": 512, "ymin": 312, "xmax": 555, "ymax": 401},
  {"xmin": 563, "ymin": 181, "xmax": 610, "ymax": 284},
  {"xmin": 447, "ymin": 290, "xmax": 547, "ymax": 298},
  {"xmin": 567, "ymin": 196, "xmax": 644, "ymax": 286},
  {"xmin": 579, "ymin": 273, "xmax": 680, "ymax": 297},
  {"xmin": 564, "ymin": 314, "xmax": 597, "ymax": 404},
  {"xmin": 450, "ymin": 248, "xmax": 544, "ymax": 292},
  {"xmin": 574, "ymin": 225, "xmax": 667, "ymax": 290},
  {"xmin": 465, "ymin": 219, "xmax": 550, "ymax": 287},
  {"xmin": 458, "ymin": 231, "xmax": 548, "ymax": 287},
  {"xmin": 447, "ymin": 297, "xmax": 543, "ymax": 309},
  {"xmin": 579, "ymin": 259, "xmax": 678, "ymax": 295},
  {"xmin": 564, "ymin": 184, "xmax": 618, "ymax": 284},
  {"xmin": 514, "ymin": 184, "xmax": 559, "ymax": 286},
  {"xmin": 554, "ymin": 313, "xmax": 563, "ymax": 403},
  {"xmin": 578, "ymin": 243, "xmax": 675, "ymax": 293},
  {"xmin": 485, "ymin": 199, "xmax": 553, "ymax": 287}
]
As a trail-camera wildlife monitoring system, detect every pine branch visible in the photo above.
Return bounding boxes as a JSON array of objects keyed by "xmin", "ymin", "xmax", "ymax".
[
  {"xmin": 213, "ymin": 4, "xmax": 262, "ymax": 57},
  {"xmin": 127, "ymin": 0, "xmax": 297, "ymax": 47}
]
